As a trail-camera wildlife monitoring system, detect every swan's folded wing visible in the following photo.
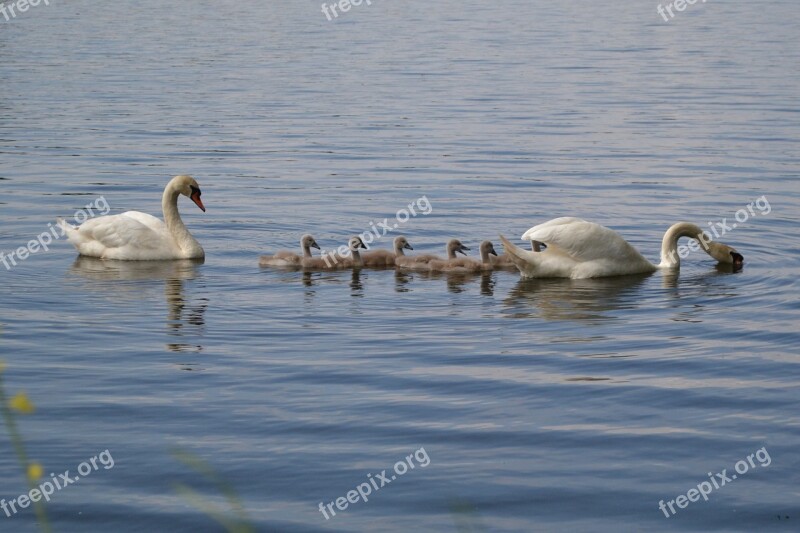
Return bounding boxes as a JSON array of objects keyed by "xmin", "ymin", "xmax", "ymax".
[
  {"xmin": 77, "ymin": 213, "xmax": 166, "ymax": 251},
  {"xmin": 522, "ymin": 219, "xmax": 629, "ymax": 263},
  {"xmin": 521, "ymin": 217, "xmax": 587, "ymax": 240},
  {"xmin": 119, "ymin": 211, "xmax": 167, "ymax": 233}
]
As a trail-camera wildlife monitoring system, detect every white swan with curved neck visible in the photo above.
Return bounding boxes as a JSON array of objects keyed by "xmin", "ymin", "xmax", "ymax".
[
  {"xmin": 500, "ymin": 217, "xmax": 743, "ymax": 279},
  {"xmin": 59, "ymin": 175, "xmax": 206, "ymax": 260}
]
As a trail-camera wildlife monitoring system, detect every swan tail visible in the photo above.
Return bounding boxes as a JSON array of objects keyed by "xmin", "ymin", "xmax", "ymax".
[
  {"xmin": 57, "ymin": 218, "xmax": 74, "ymax": 237},
  {"xmin": 499, "ymin": 235, "xmax": 539, "ymax": 277},
  {"xmin": 57, "ymin": 217, "xmax": 84, "ymax": 250}
]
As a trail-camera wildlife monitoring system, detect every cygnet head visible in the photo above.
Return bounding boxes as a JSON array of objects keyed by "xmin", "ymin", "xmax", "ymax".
[
  {"xmin": 447, "ymin": 239, "xmax": 470, "ymax": 258},
  {"xmin": 480, "ymin": 241, "xmax": 498, "ymax": 262},
  {"xmin": 348, "ymin": 236, "xmax": 368, "ymax": 252},
  {"xmin": 706, "ymin": 241, "xmax": 744, "ymax": 267},
  {"xmin": 300, "ymin": 233, "xmax": 320, "ymax": 257},
  {"xmin": 171, "ymin": 175, "xmax": 205, "ymax": 212},
  {"xmin": 301, "ymin": 234, "xmax": 320, "ymax": 253},
  {"xmin": 394, "ymin": 236, "xmax": 413, "ymax": 254}
]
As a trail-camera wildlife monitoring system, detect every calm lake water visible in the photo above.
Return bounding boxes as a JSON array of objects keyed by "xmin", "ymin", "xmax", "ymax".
[{"xmin": 1, "ymin": 1, "xmax": 799, "ymax": 531}]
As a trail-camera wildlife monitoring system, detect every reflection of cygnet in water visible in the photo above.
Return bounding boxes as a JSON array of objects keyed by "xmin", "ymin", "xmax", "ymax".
[
  {"xmin": 303, "ymin": 236, "xmax": 368, "ymax": 270},
  {"xmin": 361, "ymin": 236, "xmax": 414, "ymax": 267},
  {"xmin": 259, "ymin": 234, "xmax": 320, "ymax": 267},
  {"xmin": 397, "ymin": 239, "xmax": 469, "ymax": 271},
  {"xmin": 428, "ymin": 240, "xmax": 499, "ymax": 272}
]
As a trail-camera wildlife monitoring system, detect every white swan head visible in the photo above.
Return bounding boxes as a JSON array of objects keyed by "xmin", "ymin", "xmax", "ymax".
[
  {"xmin": 706, "ymin": 241, "xmax": 744, "ymax": 267},
  {"xmin": 171, "ymin": 175, "xmax": 205, "ymax": 212},
  {"xmin": 301, "ymin": 234, "xmax": 320, "ymax": 252},
  {"xmin": 447, "ymin": 239, "xmax": 470, "ymax": 257}
]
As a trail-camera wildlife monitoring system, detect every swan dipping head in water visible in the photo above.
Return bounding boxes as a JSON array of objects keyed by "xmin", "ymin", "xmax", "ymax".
[{"xmin": 500, "ymin": 217, "xmax": 743, "ymax": 279}]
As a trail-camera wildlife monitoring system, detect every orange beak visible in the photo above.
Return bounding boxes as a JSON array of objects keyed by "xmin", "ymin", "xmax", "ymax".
[{"xmin": 190, "ymin": 191, "xmax": 205, "ymax": 212}]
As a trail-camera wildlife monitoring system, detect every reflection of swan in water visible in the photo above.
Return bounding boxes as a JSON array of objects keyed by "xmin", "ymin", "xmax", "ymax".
[
  {"xmin": 67, "ymin": 257, "xmax": 207, "ymax": 359},
  {"xmin": 661, "ymin": 263, "xmax": 742, "ymax": 290},
  {"xmin": 503, "ymin": 273, "xmax": 652, "ymax": 322},
  {"xmin": 661, "ymin": 264, "xmax": 741, "ymax": 323},
  {"xmin": 68, "ymin": 256, "xmax": 202, "ymax": 282}
]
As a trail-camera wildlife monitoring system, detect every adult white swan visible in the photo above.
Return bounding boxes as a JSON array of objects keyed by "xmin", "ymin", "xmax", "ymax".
[
  {"xmin": 499, "ymin": 217, "xmax": 743, "ymax": 279},
  {"xmin": 60, "ymin": 175, "xmax": 206, "ymax": 260}
]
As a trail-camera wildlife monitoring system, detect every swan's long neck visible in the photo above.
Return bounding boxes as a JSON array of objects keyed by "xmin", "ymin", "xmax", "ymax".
[
  {"xmin": 302, "ymin": 240, "xmax": 312, "ymax": 258},
  {"xmin": 480, "ymin": 248, "xmax": 492, "ymax": 264},
  {"xmin": 162, "ymin": 184, "xmax": 203, "ymax": 258},
  {"xmin": 447, "ymin": 245, "xmax": 457, "ymax": 259},
  {"xmin": 658, "ymin": 222, "xmax": 708, "ymax": 269}
]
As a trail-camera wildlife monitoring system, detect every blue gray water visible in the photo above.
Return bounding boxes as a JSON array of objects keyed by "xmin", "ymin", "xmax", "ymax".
[{"xmin": 1, "ymin": 0, "xmax": 799, "ymax": 531}]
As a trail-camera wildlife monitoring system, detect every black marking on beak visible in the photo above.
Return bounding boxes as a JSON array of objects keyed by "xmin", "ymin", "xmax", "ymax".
[
  {"xmin": 731, "ymin": 251, "xmax": 744, "ymax": 266},
  {"xmin": 189, "ymin": 186, "xmax": 205, "ymax": 212},
  {"xmin": 404, "ymin": 243, "xmax": 414, "ymax": 250},
  {"xmin": 311, "ymin": 241, "xmax": 321, "ymax": 250}
]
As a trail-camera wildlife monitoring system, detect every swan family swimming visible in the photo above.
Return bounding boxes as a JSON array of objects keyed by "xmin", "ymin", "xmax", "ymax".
[{"xmin": 61, "ymin": 175, "xmax": 745, "ymax": 279}]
